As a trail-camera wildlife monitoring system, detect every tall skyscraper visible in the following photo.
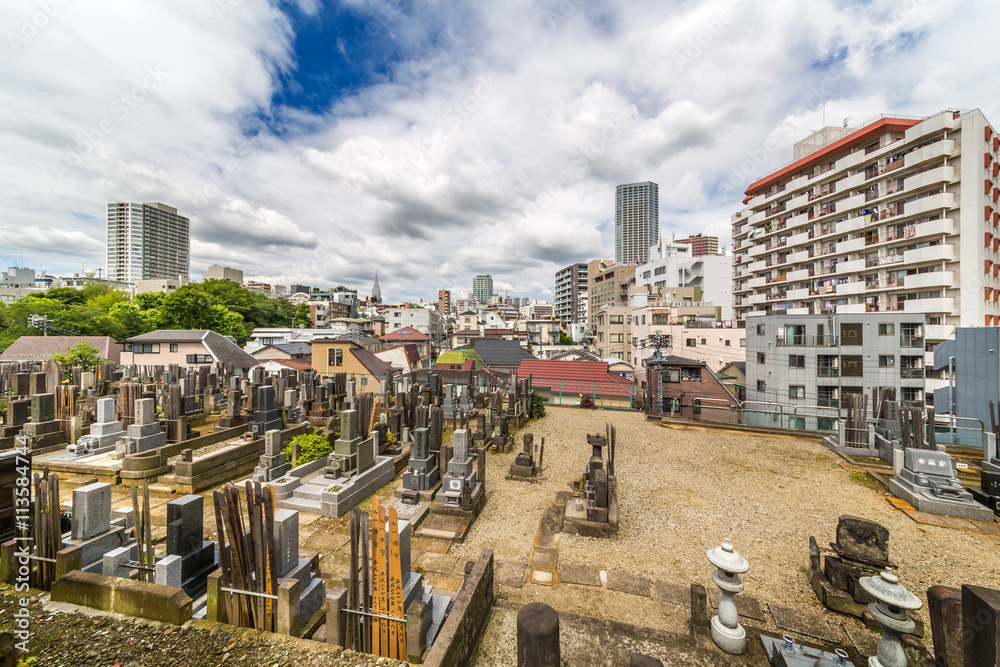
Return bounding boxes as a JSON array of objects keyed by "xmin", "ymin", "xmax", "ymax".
[
  {"xmin": 615, "ymin": 181, "xmax": 659, "ymax": 265},
  {"xmin": 473, "ymin": 274, "xmax": 494, "ymax": 302},
  {"xmin": 106, "ymin": 202, "xmax": 190, "ymax": 283},
  {"xmin": 554, "ymin": 263, "xmax": 588, "ymax": 325}
]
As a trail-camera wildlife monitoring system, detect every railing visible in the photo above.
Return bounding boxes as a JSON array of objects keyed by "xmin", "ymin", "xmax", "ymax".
[
  {"xmin": 776, "ymin": 335, "xmax": 839, "ymax": 347},
  {"xmin": 884, "ymin": 157, "xmax": 906, "ymax": 173},
  {"xmin": 864, "ymin": 234, "xmax": 880, "ymax": 246},
  {"xmin": 818, "ymin": 366, "xmax": 840, "ymax": 377},
  {"xmin": 900, "ymin": 367, "xmax": 924, "ymax": 378},
  {"xmin": 900, "ymin": 335, "xmax": 924, "ymax": 347}
]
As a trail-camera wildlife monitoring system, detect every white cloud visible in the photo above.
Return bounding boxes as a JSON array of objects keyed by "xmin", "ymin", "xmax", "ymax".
[{"xmin": 1, "ymin": 0, "xmax": 997, "ymax": 301}]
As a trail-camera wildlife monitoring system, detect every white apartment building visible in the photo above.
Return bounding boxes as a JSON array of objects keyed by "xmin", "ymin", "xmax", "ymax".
[
  {"xmin": 381, "ymin": 305, "xmax": 445, "ymax": 343},
  {"xmin": 732, "ymin": 109, "xmax": 1000, "ymax": 397},
  {"xmin": 107, "ymin": 202, "xmax": 190, "ymax": 282},
  {"xmin": 636, "ymin": 240, "xmax": 734, "ymax": 321},
  {"xmin": 554, "ymin": 263, "xmax": 588, "ymax": 325},
  {"xmin": 519, "ymin": 300, "xmax": 554, "ymax": 320}
]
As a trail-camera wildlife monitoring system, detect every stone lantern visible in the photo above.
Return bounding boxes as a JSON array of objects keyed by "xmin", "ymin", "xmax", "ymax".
[
  {"xmin": 858, "ymin": 568, "xmax": 922, "ymax": 667},
  {"xmin": 707, "ymin": 538, "xmax": 750, "ymax": 654}
]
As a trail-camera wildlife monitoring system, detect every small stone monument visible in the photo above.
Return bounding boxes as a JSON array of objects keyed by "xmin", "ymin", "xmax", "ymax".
[
  {"xmin": 436, "ymin": 429, "xmax": 480, "ymax": 508},
  {"xmin": 68, "ymin": 397, "xmax": 125, "ymax": 456},
  {"xmin": 859, "ymin": 568, "xmax": 922, "ymax": 667},
  {"xmin": 249, "ymin": 385, "xmax": 283, "ymax": 437},
  {"xmin": 16, "ymin": 393, "xmax": 65, "ymax": 449},
  {"xmin": 402, "ymin": 427, "xmax": 440, "ymax": 492},
  {"xmin": 509, "ymin": 433, "xmax": 537, "ymax": 478},
  {"xmin": 253, "ymin": 429, "xmax": 291, "ymax": 482},
  {"xmin": 809, "ymin": 515, "xmax": 893, "ymax": 618},
  {"xmin": 890, "ymin": 448, "xmax": 994, "ymax": 521},
  {"xmin": 154, "ymin": 494, "xmax": 218, "ymax": 598},
  {"xmin": 113, "ymin": 398, "xmax": 167, "ymax": 458},
  {"xmin": 707, "ymin": 539, "xmax": 750, "ymax": 655},
  {"xmin": 66, "ymin": 482, "xmax": 129, "ymax": 571}
]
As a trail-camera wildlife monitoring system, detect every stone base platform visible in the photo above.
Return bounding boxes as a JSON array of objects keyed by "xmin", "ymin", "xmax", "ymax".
[{"xmin": 889, "ymin": 479, "xmax": 995, "ymax": 522}]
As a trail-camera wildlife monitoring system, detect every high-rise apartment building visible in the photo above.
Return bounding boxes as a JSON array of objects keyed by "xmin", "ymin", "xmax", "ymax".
[
  {"xmin": 587, "ymin": 259, "xmax": 636, "ymax": 331},
  {"xmin": 106, "ymin": 202, "xmax": 190, "ymax": 283},
  {"xmin": 437, "ymin": 289, "xmax": 452, "ymax": 316},
  {"xmin": 554, "ymin": 263, "xmax": 588, "ymax": 326},
  {"xmin": 615, "ymin": 181, "xmax": 659, "ymax": 265},
  {"xmin": 732, "ymin": 109, "xmax": 1000, "ymax": 400},
  {"xmin": 675, "ymin": 234, "xmax": 720, "ymax": 256},
  {"xmin": 636, "ymin": 240, "xmax": 734, "ymax": 321},
  {"xmin": 473, "ymin": 274, "xmax": 494, "ymax": 302}
]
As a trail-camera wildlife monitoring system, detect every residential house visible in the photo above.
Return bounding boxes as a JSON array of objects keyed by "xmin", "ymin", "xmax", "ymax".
[
  {"xmin": 125, "ymin": 330, "xmax": 258, "ymax": 369},
  {"xmin": 517, "ymin": 359, "xmax": 634, "ymax": 408},
  {"xmin": 0, "ymin": 336, "xmax": 125, "ymax": 366},
  {"xmin": 375, "ymin": 344, "xmax": 422, "ymax": 373},
  {"xmin": 379, "ymin": 327, "xmax": 431, "ymax": 364},
  {"xmin": 717, "ymin": 361, "xmax": 747, "ymax": 402},
  {"xmin": 310, "ymin": 338, "xmax": 395, "ymax": 391},
  {"xmin": 643, "ymin": 355, "xmax": 739, "ymax": 421},
  {"xmin": 434, "ymin": 349, "xmax": 487, "ymax": 370},
  {"xmin": 250, "ymin": 342, "xmax": 312, "ymax": 363},
  {"xmin": 469, "ymin": 339, "xmax": 536, "ymax": 375}
]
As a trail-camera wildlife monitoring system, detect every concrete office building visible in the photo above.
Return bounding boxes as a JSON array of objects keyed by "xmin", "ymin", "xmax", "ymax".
[
  {"xmin": 744, "ymin": 314, "xmax": 927, "ymax": 430},
  {"xmin": 587, "ymin": 259, "xmax": 636, "ymax": 331},
  {"xmin": 203, "ymin": 264, "xmax": 243, "ymax": 283},
  {"xmin": 554, "ymin": 263, "xmax": 588, "ymax": 326},
  {"xmin": 615, "ymin": 181, "xmax": 659, "ymax": 265},
  {"xmin": 107, "ymin": 202, "xmax": 190, "ymax": 282},
  {"xmin": 437, "ymin": 289, "xmax": 451, "ymax": 316}
]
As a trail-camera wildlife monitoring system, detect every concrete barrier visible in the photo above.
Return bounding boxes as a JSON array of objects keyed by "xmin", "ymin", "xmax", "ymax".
[
  {"xmin": 423, "ymin": 548, "xmax": 494, "ymax": 667},
  {"xmin": 51, "ymin": 570, "xmax": 193, "ymax": 625}
]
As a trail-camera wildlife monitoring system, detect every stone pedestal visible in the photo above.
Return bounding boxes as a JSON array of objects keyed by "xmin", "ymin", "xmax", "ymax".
[
  {"xmin": 68, "ymin": 397, "xmax": 125, "ymax": 456},
  {"xmin": 154, "ymin": 494, "xmax": 218, "ymax": 599}
]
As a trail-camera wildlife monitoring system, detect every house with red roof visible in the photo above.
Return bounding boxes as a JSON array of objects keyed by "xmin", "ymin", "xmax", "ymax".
[
  {"xmin": 379, "ymin": 326, "xmax": 431, "ymax": 365},
  {"xmin": 517, "ymin": 359, "xmax": 634, "ymax": 408}
]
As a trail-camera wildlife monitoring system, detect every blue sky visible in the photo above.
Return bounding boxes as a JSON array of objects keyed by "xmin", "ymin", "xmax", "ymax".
[{"xmin": 1, "ymin": 0, "xmax": 998, "ymax": 301}]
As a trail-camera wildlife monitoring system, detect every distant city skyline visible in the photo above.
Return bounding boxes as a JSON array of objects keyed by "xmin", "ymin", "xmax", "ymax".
[{"xmin": 1, "ymin": 2, "xmax": 995, "ymax": 301}]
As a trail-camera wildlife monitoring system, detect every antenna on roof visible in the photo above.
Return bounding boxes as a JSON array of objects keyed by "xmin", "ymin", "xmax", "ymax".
[{"xmin": 843, "ymin": 115, "xmax": 853, "ymax": 127}]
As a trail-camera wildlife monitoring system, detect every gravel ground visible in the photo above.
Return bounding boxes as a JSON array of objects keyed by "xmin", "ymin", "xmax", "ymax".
[
  {"xmin": 452, "ymin": 406, "xmax": 1000, "ymax": 630},
  {"xmin": 0, "ymin": 590, "xmax": 406, "ymax": 667}
]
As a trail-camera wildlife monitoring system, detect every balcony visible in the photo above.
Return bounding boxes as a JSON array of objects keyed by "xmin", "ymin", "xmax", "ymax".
[
  {"xmin": 902, "ymin": 297, "xmax": 957, "ymax": 314},
  {"xmin": 838, "ymin": 237, "xmax": 867, "ymax": 253},
  {"xmin": 905, "ymin": 192, "xmax": 957, "ymax": 218},
  {"xmin": 924, "ymin": 324, "xmax": 955, "ymax": 342},
  {"xmin": 912, "ymin": 217, "xmax": 955, "ymax": 237},
  {"xmin": 900, "ymin": 367, "xmax": 924, "ymax": 379},
  {"xmin": 904, "ymin": 244, "xmax": 955, "ymax": 264},
  {"xmin": 818, "ymin": 367, "xmax": 840, "ymax": 378},
  {"xmin": 900, "ymin": 334, "xmax": 924, "ymax": 348},
  {"xmin": 906, "ymin": 139, "xmax": 957, "ymax": 168},
  {"xmin": 836, "ymin": 281, "xmax": 866, "ymax": 295},
  {"xmin": 904, "ymin": 165, "xmax": 956, "ymax": 190},
  {"xmin": 835, "ymin": 303, "xmax": 868, "ymax": 314},
  {"xmin": 776, "ymin": 334, "xmax": 839, "ymax": 347},
  {"xmin": 903, "ymin": 270, "xmax": 954, "ymax": 289},
  {"xmin": 837, "ymin": 258, "xmax": 868, "ymax": 274}
]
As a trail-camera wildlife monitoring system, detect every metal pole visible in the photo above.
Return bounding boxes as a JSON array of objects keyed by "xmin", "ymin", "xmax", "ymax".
[{"xmin": 949, "ymin": 355, "xmax": 955, "ymax": 442}]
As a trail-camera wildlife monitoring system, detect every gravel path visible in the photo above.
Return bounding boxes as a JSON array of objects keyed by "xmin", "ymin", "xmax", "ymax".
[{"xmin": 452, "ymin": 406, "xmax": 1000, "ymax": 628}]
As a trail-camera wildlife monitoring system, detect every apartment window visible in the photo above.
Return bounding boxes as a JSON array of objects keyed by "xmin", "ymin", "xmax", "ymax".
[
  {"xmin": 664, "ymin": 369, "xmax": 681, "ymax": 383},
  {"xmin": 756, "ymin": 324, "xmax": 765, "ymax": 335},
  {"xmin": 169, "ymin": 343, "xmax": 178, "ymax": 353},
  {"xmin": 789, "ymin": 386, "xmax": 805, "ymax": 399},
  {"xmin": 879, "ymin": 355, "xmax": 895, "ymax": 367},
  {"xmin": 328, "ymin": 348, "xmax": 343, "ymax": 367},
  {"xmin": 788, "ymin": 355, "xmax": 805, "ymax": 368},
  {"xmin": 725, "ymin": 340, "xmax": 732, "ymax": 347},
  {"xmin": 700, "ymin": 338, "xmax": 707, "ymax": 345},
  {"xmin": 185, "ymin": 354, "xmax": 212, "ymax": 363},
  {"xmin": 654, "ymin": 266, "xmax": 666, "ymax": 276},
  {"xmin": 818, "ymin": 416, "xmax": 837, "ymax": 431},
  {"xmin": 134, "ymin": 343, "xmax": 160, "ymax": 354},
  {"xmin": 878, "ymin": 323, "xmax": 895, "ymax": 335},
  {"xmin": 610, "ymin": 315, "xmax": 623, "ymax": 324},
  {"xmin": 681, "ymin": 368, "xmax": 701, "ymax": 381},
  {"xmin": 740, "ymin": 339, "xmax": 746, "ymax": 347},
  {"xmin": 610, "ymin": 334, "xmax": 623, "ymax": 343},
  {"xmin": 757, "ymin": 352, "xmax": 766, "ymax": 363},
  {"xmin": 641, "ymin": 315, "xmax": 646, "ymax": 324},
  {"xmin": 686, "ymin": 338, "xmax": 696, "ymax": 347},
  {"xmin": 756, "ymin": 380, "xmax": 766, "ymax": 392},
  {"xmin": 789, "ymin": 416, "xmax": 806, "ymax": 430}
]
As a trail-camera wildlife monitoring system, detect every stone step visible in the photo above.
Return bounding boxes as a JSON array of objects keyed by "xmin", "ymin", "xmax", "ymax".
[
  {"xmin": 279, "ymin": 497, "xmax": 322, "ymax": 514},
  {"xmin": 147, "ymin": 483, "xmax": 176, "ymax": 495},
  {"xmin": 292, "ymin": 485, "xmax": 325, "ymax": 501}
]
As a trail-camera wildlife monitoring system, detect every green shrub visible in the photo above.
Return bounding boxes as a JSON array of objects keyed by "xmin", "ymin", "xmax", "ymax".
[
  {"xmin": 530, "ymin": 391, "xmax": 546, "ymax": 418},
  {"xmin": 284, "ymin": 433, "xmax": 333, "ymax": 466}
]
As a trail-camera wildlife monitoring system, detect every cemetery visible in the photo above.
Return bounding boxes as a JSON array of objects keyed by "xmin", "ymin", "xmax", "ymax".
[{"xmin": 1, "ymin": 356, "xmax": 1000, "ymax": 665}]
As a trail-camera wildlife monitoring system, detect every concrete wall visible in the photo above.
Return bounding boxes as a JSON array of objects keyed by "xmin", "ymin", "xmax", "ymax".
[
  {"xmin": 934, "ymin": 327, "xmax": 1000, "ymax": 430},
  {"xmin": 423, "ymin": 549, "xmax": 494, "ymax": 667},
  {"xmin": 51, "ymin": 570, "xmax": 193, "ymax": 625}
]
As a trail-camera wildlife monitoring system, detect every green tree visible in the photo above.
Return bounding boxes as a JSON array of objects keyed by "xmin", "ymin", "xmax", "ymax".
[
  {"xmin": 159, "ymin": 285, "xmax": 213, "ymax": 330},
  {"xmin": 559, "ymin": 334, "xmax": 574, "ymax": 345},
  {"xmin": 134, "ymin": 291, "xmax": 165, "ymax": 311},
  {"xmin": 293, "ymin": 303, "xmax": 312, "ymax": 328},
  {"xmin": 50, "ymin": 341, "xmax": 110, "ymax": 371},
  {"xmin": 43, "ymin": 287, "xmax": 85, "ymax": 306}
]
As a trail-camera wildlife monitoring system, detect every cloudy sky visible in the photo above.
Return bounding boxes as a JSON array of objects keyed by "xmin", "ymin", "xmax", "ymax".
[{"xmin": 1, "ymin": 0, "xmax": 996, "ymax": 301}]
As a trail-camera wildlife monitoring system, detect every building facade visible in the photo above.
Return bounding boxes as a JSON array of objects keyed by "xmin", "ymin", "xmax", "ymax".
[
  {"xmin": 107, "ymin": 202, "xmax": 190, "ymax": 282},
  {"xmin": 473, "ymin": 274, "xmax": 494, "ymax": 302},
  {"xmin": 587, "ymin": 259, "xmax": 636, "ymax": 331},
  {"xmin": 554, "ymin": 263, "xmax": 588, "ymax": 326},
  {"xmin": 203, "ymin": 264, "xmax": 244, "ymax": 283},
  {"xmin": 615, "ymin": 181, "xmax": 659, "ymax": 265},
  {"xmin": 675, "ymin": 234, "xmax": 720, "ymax": 256},
  {"xmin": 636, "ymin": 240, "xmax": 734, "ymax": 321},
  {"xmin": 437, "ymin": 289, "xmax": 451, "ymax": 315},
  {"xmin": 744, "ymin": 314, "xmax": 928, "ymax": 430}
]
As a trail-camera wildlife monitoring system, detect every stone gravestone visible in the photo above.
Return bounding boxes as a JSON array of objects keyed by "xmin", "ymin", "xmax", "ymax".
[
  {"xmin": 0, "ymin": 399, "xmax": 30, "ymax": 439},
  {"xmin": 68, "ymin": 397, "xmax": 125, "ymax": 456},
  {"xmin": 890, "ymin": 448, "xmax": 994, "ymax": 521},
  {"xmin": 809, "ymin": 515, "xmax": 891, "ymax": 618},
  {"xmin": 250, "ymin": 386, "xmax": 283, "ymax": 437},
  {"xmin": 437, "ymin": 429, "xmax": 479, "ymax": 508},
  {"xmin": 273, "ymin": 509, "xmax": 325, "ymax": 622},
  {"xmin": 509, "ymin": 433, "xmax": 537, "ymax": 478},
  {"xmin": 962, "ymin": 585, "xmax": 1000, "ymax": 666},
  {"xmin": 154, "ymin": 494, "xmax": 218, "ymax": 598},
  {"xmin": 18, "ymin": 393, "xmax": 64, "ymax": 448},
  {"xmin": 403, "ymin": 427, "xmax": 440, "ymax": 492},
  {"xmin": 114, "ymin": 398, "xmax": 167, "ymax": 458},
  {"xmin": 67, "ymin": 482, "xmax": 127, "ymax": 571},
  {"xmin": 253, "ymin": 429, "xmax": 291, "ymax": 482}
]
